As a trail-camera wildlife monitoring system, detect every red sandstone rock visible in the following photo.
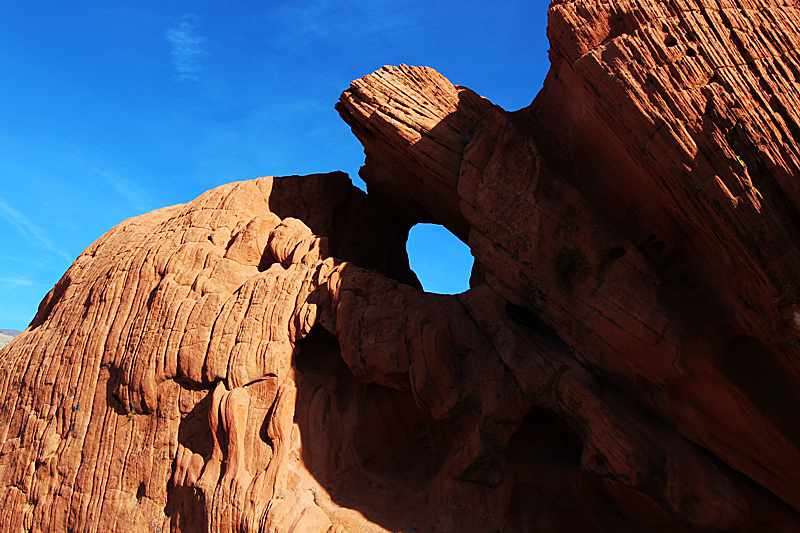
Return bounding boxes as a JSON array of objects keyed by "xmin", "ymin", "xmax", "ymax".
[{"xmin": 2, "ymin": 1, "xmax": 800, "ymax": 531}]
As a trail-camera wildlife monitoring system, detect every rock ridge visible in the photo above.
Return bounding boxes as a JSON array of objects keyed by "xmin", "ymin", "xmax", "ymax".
[{"xmin": 2, "ymin": 1, "xmax": 800, "ymax": 531}]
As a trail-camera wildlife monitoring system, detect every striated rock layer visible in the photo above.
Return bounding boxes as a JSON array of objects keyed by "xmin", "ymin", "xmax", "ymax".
[{"xmin": 2, "ymin": 0, "xmax": 800, "ymax": 531}]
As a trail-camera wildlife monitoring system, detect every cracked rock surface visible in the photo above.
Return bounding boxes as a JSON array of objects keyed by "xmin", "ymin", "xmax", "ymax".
[{"xmin": 3, "ymin": 1, "xmax": 800, "ymax": 531}]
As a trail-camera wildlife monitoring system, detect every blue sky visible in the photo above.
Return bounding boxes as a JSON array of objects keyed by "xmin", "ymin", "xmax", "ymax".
[{"xmin": 0, "ymin": 0, "xmax": 549, "ymax": 331}]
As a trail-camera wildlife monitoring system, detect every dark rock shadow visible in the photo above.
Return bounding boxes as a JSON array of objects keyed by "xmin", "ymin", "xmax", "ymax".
[
  {"xmin": 294, "ymin": 323, "xmax": 454, "ymax": 530},
  {"xmin": 268, "ymin": 172, "xmax": 423, "ymax": 290},
  {"xmin": 165, "ymin": 391, "xmax": 213, "ymax": 533},
  {"xmin": 286, "ymin": 86, "xmax": 516, "ymax": 531}
]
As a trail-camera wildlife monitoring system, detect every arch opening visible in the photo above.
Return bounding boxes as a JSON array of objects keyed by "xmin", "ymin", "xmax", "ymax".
[{"xmin": 406, "ymin": 223, "xmax": 474, "ymax": 294}]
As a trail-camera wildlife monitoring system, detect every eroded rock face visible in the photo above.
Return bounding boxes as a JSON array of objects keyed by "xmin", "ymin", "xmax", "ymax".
[{"xmin": 2, "ymin": 1, "xmax": 800, "ymax": 531}]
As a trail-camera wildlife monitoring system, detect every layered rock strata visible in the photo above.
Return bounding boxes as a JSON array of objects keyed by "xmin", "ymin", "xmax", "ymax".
[{"xmin": 2, "ymin": 0, "xmax": 800, "ymax": 531}]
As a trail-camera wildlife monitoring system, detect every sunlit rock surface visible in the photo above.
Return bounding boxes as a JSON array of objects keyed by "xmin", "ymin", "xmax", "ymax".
[{"xmin": 3, "ymin": 1, "xmax": 800, "ymax": 531}]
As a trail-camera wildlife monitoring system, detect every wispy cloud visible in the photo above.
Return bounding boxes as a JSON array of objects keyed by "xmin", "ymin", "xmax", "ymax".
[
  {"xmin": 0, "ymin": 277, "xmax": 38, "ymax": 287},
  {"xmin": 90, "ymin": 167, "xmax": 152, "ymax": 214},
  {"xmin": 0, "ymin": 198, "xmax": 72, "ymax": 262},
  {"xmin": 266, "ymin": 0, "xmax": 414, "ymax": 48},
  {"xmin": 166, "ymin": 15, "xmax": 206, "ymax": 80},
  {"xmin": 62, "ymin": 149, "xmax": 154, "ymax": 213}
]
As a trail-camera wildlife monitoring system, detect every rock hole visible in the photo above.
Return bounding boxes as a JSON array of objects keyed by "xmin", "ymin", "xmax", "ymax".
[
  {"xmin": 137, "ymin": 481, "xmax": 146, "ymax": 500},
  {"xmin": 652, "ymin": 240, "xmax": 666, "ymax": 253},
  {"xmin": 406, "ymin": 223, "xmax": 473, "ymax": 294},
  {"xmin": 294, "ymin": 324, "xmax": 349, "ymax": 381},
  {"xmin": 664, "ymin": 35, "xmax": 678, "ymax": 47},
  {"xmin": 506, "ymin": 303, "xmax": 565, "ymax": 346},
  {"xmin": 602, "ymin": 14, "xmax": 629, "ymax": 44},
  {"xmin": 608, "ymin": 247, "xmax": 627, "ymax": 260},
  {"xmin": 257, "ymin": 251, "xmax": 274, "ymax": 272},
  {"xmin": 646, "ymin": 233, "xmax": 657, "ymax": 242},
  {"xmin": 686, "ymin": 46, "xmax": 697, "ymax": 57}
]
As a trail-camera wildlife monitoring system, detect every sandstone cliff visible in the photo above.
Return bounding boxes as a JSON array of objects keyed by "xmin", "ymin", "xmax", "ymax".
[{"xmin": 2, "ymin": 1, "xmax": 800, "ymax": 531}]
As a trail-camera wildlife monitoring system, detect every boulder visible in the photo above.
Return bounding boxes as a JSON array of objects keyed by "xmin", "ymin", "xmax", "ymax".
[{"xmin": 2, "ymin": 1, "xmax": 800, "ymax": 531}]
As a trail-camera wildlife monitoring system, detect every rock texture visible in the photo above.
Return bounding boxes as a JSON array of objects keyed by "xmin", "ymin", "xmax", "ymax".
[{"xmin": 2, "ymin": 0, "xmax": 800, "ymax": 531}]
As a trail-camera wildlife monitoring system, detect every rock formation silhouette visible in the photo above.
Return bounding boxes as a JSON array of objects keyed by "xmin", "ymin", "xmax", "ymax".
[{"xmin": 2, "ymin": 1, "xmax": 800, "ymax": 531}]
